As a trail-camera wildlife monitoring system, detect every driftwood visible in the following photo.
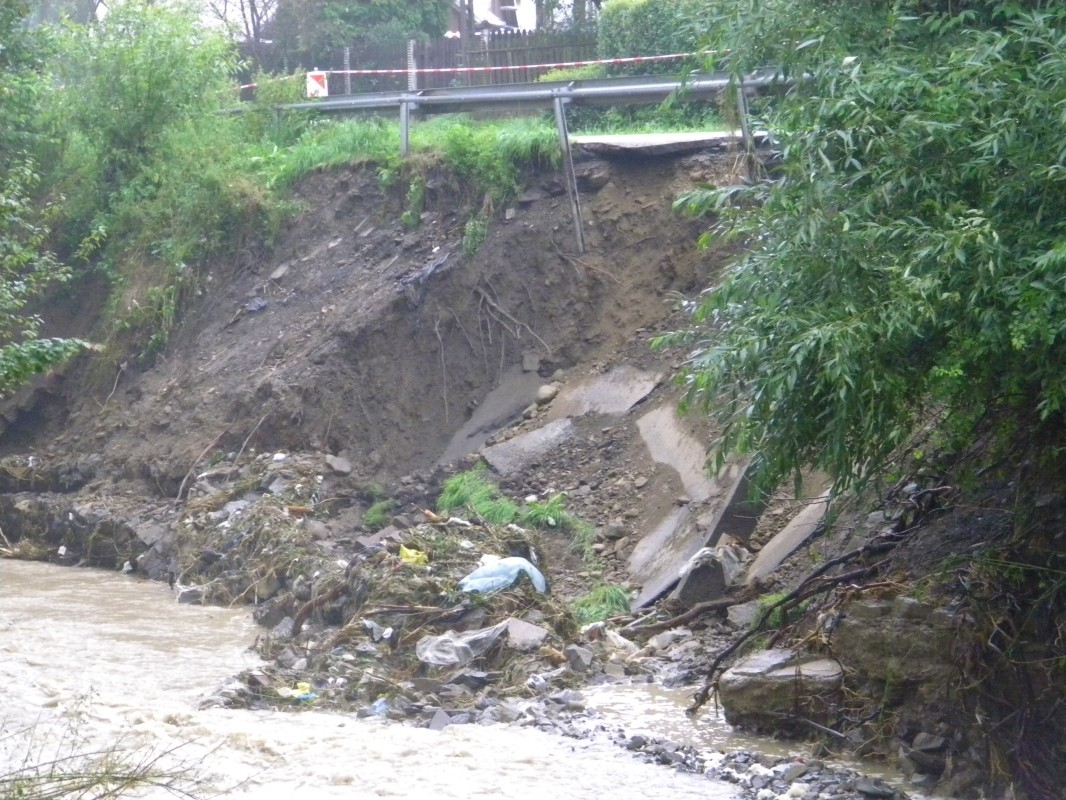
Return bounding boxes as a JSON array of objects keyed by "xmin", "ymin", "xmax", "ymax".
[{"xmin": 292, "ymin": 582, "xmax": 350, "ymax": 636}]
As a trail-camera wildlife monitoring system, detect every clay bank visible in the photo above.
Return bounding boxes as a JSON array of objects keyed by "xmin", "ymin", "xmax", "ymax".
[{"xmin": 0, "ymin": 140, "xmax": 1059, "ymax": 799}]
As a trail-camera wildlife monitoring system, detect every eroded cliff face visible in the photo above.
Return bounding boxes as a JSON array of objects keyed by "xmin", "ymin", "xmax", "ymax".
[{"xmin": 0, "ymin": 149, "xmax": 736, "ymax": 486}]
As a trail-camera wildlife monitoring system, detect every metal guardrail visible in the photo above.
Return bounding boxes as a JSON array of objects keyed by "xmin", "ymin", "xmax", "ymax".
[
  {"xmin": 264, "ymin": 70, "xmax": 788, "ymax": 252},
  {"xmin": 280, "ymin": 70, "xmax": 786, "ymax": 122}
]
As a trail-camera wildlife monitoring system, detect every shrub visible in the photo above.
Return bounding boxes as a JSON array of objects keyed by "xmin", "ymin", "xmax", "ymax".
[
  {"xmin": 597, "ymin": 0, "xmax": 713, "ymax": 74},
  {"xmin": 660, "ymin": 4, "xmax": 1066, "ymax": 494}
]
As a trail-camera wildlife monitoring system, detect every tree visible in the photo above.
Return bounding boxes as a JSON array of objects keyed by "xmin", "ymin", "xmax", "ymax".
[
  {"xmin": 270, "ymin": 0, "xmax": 451, "ymax": 62},
  {"xmin": 0, "ymin": 1, "xmax": 87, "ymax": 396},
  {"xmin": 204, "ymin": 0, "xmax": 278, "ymax": 65},
  {"xmin": 47, "ymin": 0, "xmax": 237, "ymax": 194},
  {"xmin": 27, "ymin": 0, "xmax": 105, "ymax": 26},
  {"xmin": 661, "ymin": 2, "xmax": 1066, "ymax": 492}
]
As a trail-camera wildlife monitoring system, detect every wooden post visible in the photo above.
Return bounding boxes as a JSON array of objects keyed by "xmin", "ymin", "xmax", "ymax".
[
  {"xmin": 343, "ymin": 46, "xmax": 351, "ymax": 95},
  {"xmin": 400, "ymin": 100, "xmax": 411, "ymax": 157},
  {"xmin": 736, "ymin": 84, "xmax": 756, "ymax": 180},
  {"xmin": 407, "ymin": 39, "xmax": 417, "ymax": 91}
]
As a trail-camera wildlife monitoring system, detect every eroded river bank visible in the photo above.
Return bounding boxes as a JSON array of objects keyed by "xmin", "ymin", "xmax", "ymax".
[{"xmin": 1, "ymin": 560, "xmax": 934, "ymax": 800}]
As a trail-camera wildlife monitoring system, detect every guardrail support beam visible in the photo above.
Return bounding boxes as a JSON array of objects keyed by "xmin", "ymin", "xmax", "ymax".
[{"xmin": 553, "ymin": 95, "xmax": 587, "ymax": 254}]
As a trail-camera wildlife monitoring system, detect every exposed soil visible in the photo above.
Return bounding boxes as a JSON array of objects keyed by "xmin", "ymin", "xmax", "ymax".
[
  {"xmin": 3, "ymin": 140, "xmax": 1063, "ymax": 800},
  {"xmin": 4, "ymin": 148, "xmax": 734, "ymax": 494}
]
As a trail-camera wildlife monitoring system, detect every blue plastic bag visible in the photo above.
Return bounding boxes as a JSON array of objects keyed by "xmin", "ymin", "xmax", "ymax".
[{"xmin": 459, "ymin": 556, "xmax": 547, "ymax": 594}]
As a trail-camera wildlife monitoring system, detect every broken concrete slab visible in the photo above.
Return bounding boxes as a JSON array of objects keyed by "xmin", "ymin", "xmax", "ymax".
[
  {"xmin": 745, "ymin": 491, "xmax": 831, "ymax": 586},
  {"xmin": 629, "ymin": 506, "xmax": 693, "ymax": 608},
  {"xmin": 545, "ymin": 365, "xmax": 661, "ymax": 421},
  {"xmin": 572, "ymin": 130, "xmax": 771, "ymax": 156},
  {"xmin": 481, "ymin": 418, "xmax": 574, "ymax": 476},
  {"xmin": 628, "ymin": 459, "xmax": 757, "ymax": 608},
  {"xmin": 437, "ymin": 366, "xmax": 547, "ymax": 465},
  {"xmin": 635, "ymin": 405, "xmax": 716, "ymax": 502}
]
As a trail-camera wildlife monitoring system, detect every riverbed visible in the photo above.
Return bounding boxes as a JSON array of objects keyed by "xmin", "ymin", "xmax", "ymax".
[{"xmin": 0, "ymin": 559, "xmax": 742, "ymax": 799}]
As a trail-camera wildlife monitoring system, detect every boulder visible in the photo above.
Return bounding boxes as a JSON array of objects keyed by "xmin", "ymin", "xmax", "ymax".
[{"xmin": 718, "ymin": 648, "xmax": 843, "ymax": 735}]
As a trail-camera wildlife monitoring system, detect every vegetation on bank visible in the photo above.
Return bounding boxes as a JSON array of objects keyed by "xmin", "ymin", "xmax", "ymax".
[
  {"xmin": 1, "ymin": 0, "xmax": 730, "ymax": 383},
  {"xmin": 661, "ymin": 2, "xmax": 1066, "ymax": 496},
  {"xmin": 651, "ymin": 2, "xmax": 1066, "ymax": 795},
  {"xmin": 0, "ymin": 5, "xmax": 551, "ymax": 378}
]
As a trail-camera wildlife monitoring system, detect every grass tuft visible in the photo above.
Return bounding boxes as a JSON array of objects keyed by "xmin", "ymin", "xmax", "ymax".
[
  {"xmin": 571, "ymin": 584, "xmax": 631, "ymax": 623},
  {"xmin": 363, "ymin": 499, "xmax": 394, "ymax": 531},
  {"xmin": 437, "ymin": 467, "xmax": 520, "ymax": 525}
]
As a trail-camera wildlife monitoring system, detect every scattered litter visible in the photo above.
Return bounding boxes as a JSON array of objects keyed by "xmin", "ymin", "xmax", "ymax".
[
  {"xmin": 399, "ymin": 545, "xmax": 428, "ymax": 566},
  {"xmin": 276, "ymin": 681, "xmax": 318, "ymax": 702},
  {"xmin": 460, "ymin": 556, "xmax": 547, "ymax": 593},
  {"xmin": 415, "ymin": 622, "xmax": 507, "ymax": 666}
]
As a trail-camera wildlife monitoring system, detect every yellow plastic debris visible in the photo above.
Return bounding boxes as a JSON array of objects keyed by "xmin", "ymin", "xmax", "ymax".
[{"xmin": 399, "ymin": 545, "xmax": 428, "ymax": 566}]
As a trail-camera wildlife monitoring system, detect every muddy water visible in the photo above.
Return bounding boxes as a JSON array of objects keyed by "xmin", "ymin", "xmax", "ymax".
[{"xmin": 0, "ymin": 560, "xmax": 739, "ymax": 799}]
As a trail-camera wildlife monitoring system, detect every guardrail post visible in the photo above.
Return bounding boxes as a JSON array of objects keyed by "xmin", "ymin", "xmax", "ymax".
[
  {"xmin": 400, "ymin": 99, "xmax": 411, "ymax": 157},
  {"xmin": 553, "ymin": 95, "xmax": 587, "ymax": 254},
  {"xmin": 736, "ymin": 81, "xmax": 756, "ymax": 179}
]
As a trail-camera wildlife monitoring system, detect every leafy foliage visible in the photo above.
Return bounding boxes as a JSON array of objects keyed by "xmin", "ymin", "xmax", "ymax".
[
  {"xmin": 0, "ymin": 1, "xmax": 54, "ymax": 171},
  {"xmin": 31, "ymin": 1, "xmax": 285, "ymax": 366},
  {"xmin": 272, "ymin": 0, "xmax": 451, "ymax": 56},
  {"xmin": 597, "ymin": 0, "xmax": 712, "ymax": 74},
  {"xmin": 0, "ymin": 6, "xmax": 88, "ymax": 396},
  {"xmin": 46, "ymin": 1, "xmax": 237, "ymax": 195},
  {"xmin": 660, "ymin": 3, "xmax": 1066, "ymax": 493}
]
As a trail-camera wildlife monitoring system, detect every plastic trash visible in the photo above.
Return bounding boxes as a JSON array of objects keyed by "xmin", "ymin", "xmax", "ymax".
[
  {"xmin": 399, "ymin": 545, "xmax": 428, "ymax": 566},
  {"xmin": 276, "ymin": 681, "xmax": 318, "ymax": 702},
  {"xmin": 459, "ymin": 556, "xmax": 547, "ymax": 594},
  {"xmin": 415, "ymin": 622, "xmax": 507, "ymax": 666}
]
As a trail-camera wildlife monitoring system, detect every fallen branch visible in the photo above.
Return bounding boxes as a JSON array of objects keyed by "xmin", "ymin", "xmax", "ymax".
[
  {"xmin": 292, "ymin": 582, "xmax": 349, "ymax": 636},
  {"xmin": 770, "ymin": 712, "xmax": 850, "ymax": 740},
  {"xmin": 226, "ymin": 412, "xmax": 270, "ymax": 481},
  {"xmin": 687, "ymin": 536, "xmax": 904, "ymax": 715},
  {"xmin": 624, "ymin": 584, "xmax": 759, "ymax": 636},
  {"xmin": 175, "ymin": 424, "xmax": 233, "ymax": 501}
]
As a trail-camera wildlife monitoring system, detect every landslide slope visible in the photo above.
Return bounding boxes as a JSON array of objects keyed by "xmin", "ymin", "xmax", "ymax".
[{"xmin": 1, "ymin": 145, "xmax": 740, "ymax": 511}]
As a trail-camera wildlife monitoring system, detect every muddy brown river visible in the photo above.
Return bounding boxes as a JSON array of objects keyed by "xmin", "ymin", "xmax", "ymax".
[{"xmin": 0, "ymin": 560, "xmax": 743, "ymax": 799}]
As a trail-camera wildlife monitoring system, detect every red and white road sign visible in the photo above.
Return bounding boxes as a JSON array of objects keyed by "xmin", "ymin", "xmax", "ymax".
[{"xmin": 306, "ymin": 71, "xmax": 329, "ymax": 98}]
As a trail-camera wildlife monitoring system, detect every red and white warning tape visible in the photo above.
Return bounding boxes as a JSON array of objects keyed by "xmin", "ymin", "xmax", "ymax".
[
  {"xmin": 238, "ymin": 50, "xmax": 710, "ymax": 91},
  {"xmin": 332, "ymin": 51, "xmax": 702, "ymax": 76}
]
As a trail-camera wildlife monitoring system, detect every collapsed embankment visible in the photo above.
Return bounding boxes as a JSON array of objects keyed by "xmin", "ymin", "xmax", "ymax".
[{"xmin": 1, "ymin": 142, "xmax": 1063, "ymax": 800}]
